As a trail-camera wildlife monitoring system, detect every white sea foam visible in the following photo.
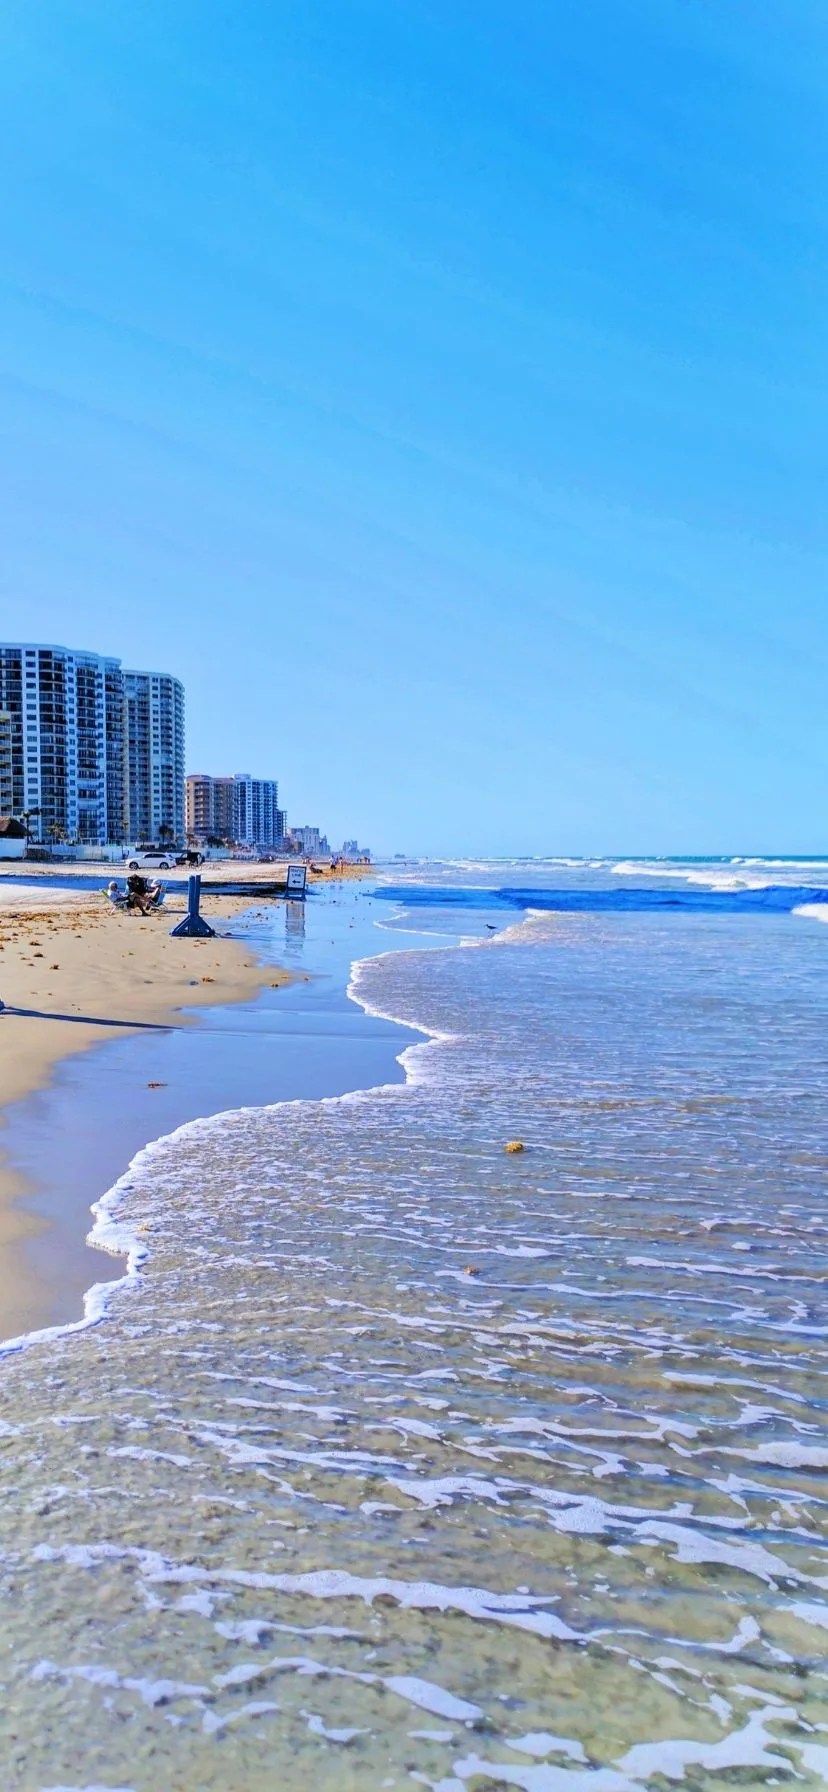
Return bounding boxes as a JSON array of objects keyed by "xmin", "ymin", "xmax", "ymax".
[
  {"xmin": 383, "ymin": 1676, "xmax": 481, "ymax": 1721},
  {"xmin": 617, "ymin": 1702, "xmax": 796, "ymax": 1780},
  {"xmin": 449, "ymin": 1756, "xmax": 634, "ymax": 1789},
  {"xmin": 735, "ymin": 1441, "xmax": 828, "ymax": 1469},
  {"xmin": 508, "ymin": 1734, "xmax": 587, "ymax": 1761},
  {"xmin": 478, "ymin": 908, "xmax": 559, "ymax": 948},
  {"xmin": 793, "ymin": 902, "xmax": 828, "ymax": 925},
  {"xmin": 636, "ymin": 1522, "xmax": 812, "ymax": 1586},
  {"xmin": 1, "ymin": 871, "xmax": 825, "ymax": 1784},
  {"xmin": 613, "ymin": 857, "xmax": 828, "ymax": 896},
  {"xmin": 789, "ymin": 1601, "xmax": 828, "ymax": 1632},
  {"xmin": 31, "ymin": 1541, "xmax": 584, "ymax": 1642},
  {"xmin": 202, "ymin": 1700, "xmax": 280, "ymax": 1734}
]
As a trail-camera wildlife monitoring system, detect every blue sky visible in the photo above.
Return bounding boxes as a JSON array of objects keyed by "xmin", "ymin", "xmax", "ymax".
[{"xmin": 1, "ymin": 1, "xmax": 826, "ymax": 855}]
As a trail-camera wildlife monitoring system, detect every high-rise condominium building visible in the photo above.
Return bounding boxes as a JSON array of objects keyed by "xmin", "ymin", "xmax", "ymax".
[
  {"xmin": 186, "ymin": 772, "xmax": 283, "ymax": 848},
  {"xmin": 124, "ymin": 670, "xmax": 185, "ymax": 843},
  {"xmin": 213, "ymin": 777, "xmax": 235, "ymax": 840},
  {"xmin": 291, "ymin": 825, "xmax": 328, "ymax": 857},
  {"xmin": 232, "ymin": 774, "xmax": 281, "ymax": 848},
  {"xmin": 0, "ymin": 711, "xmax": 13, "ymax": 814},
  {"xmin": 0, "ymin": 709, "xmax": 13, "ymax": 817},
  {"xmin": 0, "ymin": 643, "xmax": 126, "ymax": 843},
  {"xmin": 186, "ymin": 773, "xmax": 235, "ymax": 842},
  {"xmin": 0, "ymin": 643, "xmax": 185, "ymax": 847}
]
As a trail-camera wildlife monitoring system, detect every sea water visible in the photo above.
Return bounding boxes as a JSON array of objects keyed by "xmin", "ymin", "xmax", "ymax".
[{"xmin": 0, "ymin": 860, "xmax": 826, "ymax": 1789}]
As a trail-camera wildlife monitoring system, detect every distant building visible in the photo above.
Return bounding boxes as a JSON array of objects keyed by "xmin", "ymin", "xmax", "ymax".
[
  {"xmin": 214, "ymin": 776, "xmax": 236, "ymax": 841},
  {"xmin": 124, "ymin": 670, "xmax": 185, "ymax": 844},
  {"xmin": 342, "ymin": 839, "xmax": 370, "ymax": 860},
  {"xmin": 0, "ymin": 711, "xmax": 13, "ymax": 815},
  {"xmin": 186, "ymin": 771, "xmax": 283, "ymax": 849},
  {"xmin": 185, "ymin": 773, "xmax": 212, "ymax": 840},
  {"xmin": 291, "ymin": 826, "xmax": 329, "ymax": 857},
  {"xmin": 232, "ymin": 774, "xmax": 282, "ymax": 848},
  {"xmin": 187, "ymin": 773, "xmax": 236, "ymax": 842}
]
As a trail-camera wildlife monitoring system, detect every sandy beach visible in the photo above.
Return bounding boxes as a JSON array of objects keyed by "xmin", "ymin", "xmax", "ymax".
[
  {"xmin": 0, "ymin": 873, "xmax": 294, "ymax": 1332},
  {"xmin": 5, "ymin": 857, "xmax": 367, "ymax": 888},
  {"xmin": 0, "ymin": 860, "xmax": 364, "ymax": 1125}
]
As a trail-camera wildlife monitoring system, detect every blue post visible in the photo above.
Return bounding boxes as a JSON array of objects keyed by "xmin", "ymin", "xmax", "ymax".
[{"xmin": 169, "ymin": 873, "xmax": 215, "ymax": 938}]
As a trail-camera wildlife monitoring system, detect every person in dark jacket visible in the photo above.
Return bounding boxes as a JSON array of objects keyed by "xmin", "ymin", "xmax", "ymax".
[{"xmin": 126, "ymin": 873, "xmax": 151, "ymax": 915}]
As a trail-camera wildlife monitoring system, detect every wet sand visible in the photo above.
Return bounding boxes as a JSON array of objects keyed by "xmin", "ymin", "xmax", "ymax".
[
  {"xmin": 0, "ymin": 881, "xmax": 414, "ymax": 1345},
  {"xmin": 0, "ymin": 880, "xmax": 292, "ymax": 1336}
]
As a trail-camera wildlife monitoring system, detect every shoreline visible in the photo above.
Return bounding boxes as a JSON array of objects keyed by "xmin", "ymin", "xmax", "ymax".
[
  {"xmin": 0, "ymin": 876, "xmax": 422, "ymax": 1349},
  {"xmin": 0, "ymin": 932, "xmax": 434, "ymax": 1365},
  {"xmin": 0, "ymin": 880, "xmax": 293, "ymax": 1338}
]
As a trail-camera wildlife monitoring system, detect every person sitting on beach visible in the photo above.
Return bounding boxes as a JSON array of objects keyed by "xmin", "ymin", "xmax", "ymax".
[{"xmin": 126, "ymin": 873, "xmax": 151, "ymax": 915}]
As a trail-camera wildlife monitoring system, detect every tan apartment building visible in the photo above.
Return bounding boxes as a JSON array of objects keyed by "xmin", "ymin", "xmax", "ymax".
[
  {"xmin": 186, "ymin": 773, "xmax": 235, "ymax": 843},
  {"xmin": 186, "ymin": 772, "xmax": 282, "ymax": 846}
]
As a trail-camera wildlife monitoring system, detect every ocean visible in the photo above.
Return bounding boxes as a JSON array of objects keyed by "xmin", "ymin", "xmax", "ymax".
[{"xmin": 0, "ymin": 858, "xmax": 827, "ymax": 1789}]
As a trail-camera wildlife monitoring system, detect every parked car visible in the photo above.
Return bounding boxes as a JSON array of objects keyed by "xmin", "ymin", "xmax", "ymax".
[
  {"xmin": 175, "ymin": 849, "xmax": 205, "ymax": 866},
  {"xmin": 126, "ymin": 847, "xmax": 176, "ymax": 871}
]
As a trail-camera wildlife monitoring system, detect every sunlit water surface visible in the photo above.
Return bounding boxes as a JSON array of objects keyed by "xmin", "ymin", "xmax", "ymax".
[{"xmin": 0, "ymin": 863, "xmax": 827, "ymax": 1789}]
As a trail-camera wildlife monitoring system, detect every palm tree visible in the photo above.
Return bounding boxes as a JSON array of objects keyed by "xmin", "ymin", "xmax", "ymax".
[{"xmin": 17, "ymin": 806, "xmax": 40, "ymax": 849}]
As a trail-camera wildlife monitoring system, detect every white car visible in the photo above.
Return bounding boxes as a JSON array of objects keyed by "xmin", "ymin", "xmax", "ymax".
[{"xmin": 126, "ymin": 848, "xmax": 175, "ymax": 871}]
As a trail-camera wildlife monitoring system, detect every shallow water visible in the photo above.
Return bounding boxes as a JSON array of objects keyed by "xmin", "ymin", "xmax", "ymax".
[
  {"xmin": 4, "ymin": 890, "xmax": 415, "ymax": 1332},
  {"xmin": 0, "ymin": 866, "xmax": 826, "ymax": 1789}
]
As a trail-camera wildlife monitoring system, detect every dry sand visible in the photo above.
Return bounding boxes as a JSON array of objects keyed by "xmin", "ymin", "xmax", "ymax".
[{"xmin": 0, "ymin": 879, "xmax": 292, "ymax": 1322}]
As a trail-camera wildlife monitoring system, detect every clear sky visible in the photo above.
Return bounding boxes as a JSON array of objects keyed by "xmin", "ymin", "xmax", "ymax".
[{"xmin": 1, "ymin": 2, "xmax": 826, "ymax": 856}]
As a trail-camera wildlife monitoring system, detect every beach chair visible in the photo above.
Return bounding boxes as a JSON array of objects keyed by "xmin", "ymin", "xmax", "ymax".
[
  {"xmin": 146, "ymin": 882, "xmax": 167, "ymax": 911},
  {"xmin": 103, "ymin": 884, "xmax": 128, "ymax": 909}
]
